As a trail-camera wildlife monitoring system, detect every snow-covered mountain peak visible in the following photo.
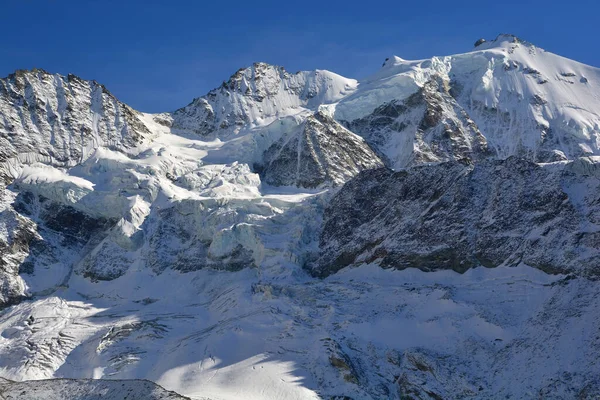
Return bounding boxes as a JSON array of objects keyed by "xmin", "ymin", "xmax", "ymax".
[
  {"xmin": 336, "ymin": 34, "xmax": 600, "ymax": 168},
  {"xmin": 220, "ymin": 62, "xmax": 288, "ymax": 95},
  {"xmin": 170, "ymin": 63, "xmax": 357, "ymax": 138},
  {"xmin": 0, "ymin": 69, "xmax": 154, "ymax": 182},
  {"xmin": 473, "ymin": 33, "xmax": 537, "ymax": 50},
  {"xmin": 381, "ymin": 55, "xmax": 406, "ymax": 68}
]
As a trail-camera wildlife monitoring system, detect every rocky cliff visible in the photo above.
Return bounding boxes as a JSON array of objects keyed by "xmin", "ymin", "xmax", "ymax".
[{"xmin": 311, "ymin": 156, "xmax": 600, "ymax": 278}]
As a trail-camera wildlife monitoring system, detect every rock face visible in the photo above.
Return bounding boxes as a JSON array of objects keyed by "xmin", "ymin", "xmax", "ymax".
[
  {"xmin": 0, "ymin": 377, "xmax": 190, "ymax": 400},
  {"xmin": 0, "ymin": 188, "xmax": 116, "ymax": 305},
  {"xmin": 256, "ymin": 111, "xmax": 383, "ymax": 188},
  {"xmin": 347, "ymin": 75, "xmax": 493, "ymax": 168},
  {"xmin": 0, "ymin": 70, "xmax": 152, "ymax": 300},
  {"xmin": 311, "ymin": 156, "xmax": 600, "ymax": 278},
  {"xmin": 336, "ymin": 34, "xmax": 600, "ymax": 168},
  {"xmin": 0, "ymin": 69, "xmax": 152, "ymax": 181},
  {"xmin": 0, "ymin": 190, "xmax": 36, "ymax": 306}
]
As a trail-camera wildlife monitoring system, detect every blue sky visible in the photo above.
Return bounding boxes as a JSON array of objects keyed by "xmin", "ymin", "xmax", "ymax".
[{"xmin": 2, "ymin": 0, "xmax": 598, "ymax": 113}]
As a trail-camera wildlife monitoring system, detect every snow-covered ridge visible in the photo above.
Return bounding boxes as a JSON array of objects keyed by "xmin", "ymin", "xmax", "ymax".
[
  {"xmin": 336, "ymin": 34, "xmax": 600, "ymax": 168},
  {"xmin": 170, "ymin": 62, "xmax": 357, "ymax": 138},
  {"xmin": 0, "ymin": 377, "xmax": 190, "ymax": 399}
]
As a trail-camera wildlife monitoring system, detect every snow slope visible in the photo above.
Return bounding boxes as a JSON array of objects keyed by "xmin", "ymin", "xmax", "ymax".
[
  {"xmin": 338, "ymin": 34, "xmax": 600, "ymax": 168},
  {"xmin": 1, "ymin": 264, "xmax": 599, "ymax": 399},
  {"xmin": 1, "ymin": 34, "xmax": 600, "ymax": 399}
]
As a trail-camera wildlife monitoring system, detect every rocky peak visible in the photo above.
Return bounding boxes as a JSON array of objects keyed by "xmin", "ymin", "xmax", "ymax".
[
  {"xmin": 255, "ymin": 110, "xmax": 383, "ymax": 188},
  {"xmin": 474, "ymin": 38, "xmax": 487, "ymax": 47},
  {"xmin": 171, "ymin": 64, "xmax": 357, "ymax": 137},
  {"xmin": 347, "ymin": 74, "xmax": 492, "ymax": 169},
  {"xmin": 0, "ymin": 69, "xmax": 152, "ymax": 182},
  {"xmin": 218, "ymin": 62, "xmax": 290, "ymax": 102}
]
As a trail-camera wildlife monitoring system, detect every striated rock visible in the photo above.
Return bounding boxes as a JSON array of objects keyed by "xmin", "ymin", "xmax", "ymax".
[
  {"xmin": 311, "ymin": 157, "xmax": 600, "ymax": 277},
  {"xmin": 256, "ymin": 111, "xmax": 383, "ymax": 188},
  {"xmin": 0, "ymin": 189, "xmax": 36, "ymax": 306},
  {"xmin": 171, "ymin": 62, "xmax": 356, "ymax": 138},
  {"xmin": 347, "ymin": 75, "xmax": 493, "ymax": 169},
  {"xmin": 0, "ymin": 69, "xmax": 152, "ymax": 181}
]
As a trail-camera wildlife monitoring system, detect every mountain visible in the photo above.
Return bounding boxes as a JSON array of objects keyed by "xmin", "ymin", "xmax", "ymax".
[
  {"xmin": 336, "ymin": 34, "xmax": 600, "ymax": 168},
  {"xmin": 255, "ymin": 111, "xmax": 383, "ymax": 188},
  {"xmin": 169, "ymin": 62, "xmax": 357, "ymax": 138},
  {"xmin": 0, "ymin": 34, "xmax": 600, "ymax": 399},
  {"xmin": 0, "ymin": 69, "xmax": 154, "ymax": 182}
]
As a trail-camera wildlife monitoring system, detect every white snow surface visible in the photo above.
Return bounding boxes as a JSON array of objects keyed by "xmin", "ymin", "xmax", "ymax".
[{"xmin": 4, "ymin": 262, "xmax": 596, "ymax": 400}]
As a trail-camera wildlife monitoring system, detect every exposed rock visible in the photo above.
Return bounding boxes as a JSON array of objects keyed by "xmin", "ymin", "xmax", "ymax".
[
  {"xmin": 0, "ymin": 188, "xmax": 36, "ymax": 306},
  {"xmin": 256, "ymin": 111, "xmax": 383, "ymax": 188},
  {"xmin": 347, "ymin": 75, "xmax": 493, "ymax": 169},
  {"xmin": 0, "ymin": 377, "xmax": 190, "ymax": 400},
  {"xmin": 171, "ymin": 63, "xmax": 356, "ymax": 138},
  {"xmin": 336, "ymin": 36, "xmax": 600, "ymax": 166},
  {"xmin": 1, "ymin": 35, "xmax": 600, "ymax": 399},
  {"xmin": 311, "ymin": 157, "xmax": 600, "ymax": 277},
  {"xmin": 323, "ymin": 338, "xmax": 361, "ymax": 385},
  {"xmin": 395, "ymin": 349, "xmax": 480, "ymax": 399},
  {"xmin": 0, "ymin": 69, "xmax": 152, "ymax": 181}
]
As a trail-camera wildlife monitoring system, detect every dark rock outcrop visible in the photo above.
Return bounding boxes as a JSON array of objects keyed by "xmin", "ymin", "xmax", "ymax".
[
  {"xmin": 474, "ymin": 38, "xmax": 487, "ymax": 47},
  {"xmin": 310, "ymin": 156, "xmax": 600, "ymax": 277},
  {"xmin": 256, "ymin": 111, "xmax": 383, "ymax": 188},
  {"xmin": 0, "ymin": 377, "xmax": 190, "ymax": 400}
]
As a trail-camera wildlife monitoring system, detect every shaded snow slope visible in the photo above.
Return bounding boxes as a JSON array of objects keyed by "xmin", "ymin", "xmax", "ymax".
[{"xmin": 1, "ymin": 265, "xmax": 599, "ymax": 399}]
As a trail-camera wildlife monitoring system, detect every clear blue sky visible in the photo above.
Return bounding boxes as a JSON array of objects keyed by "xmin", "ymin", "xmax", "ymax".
[{"xmin": 2, "ymin": 0, "xmax": 598, "ymax": 113}]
